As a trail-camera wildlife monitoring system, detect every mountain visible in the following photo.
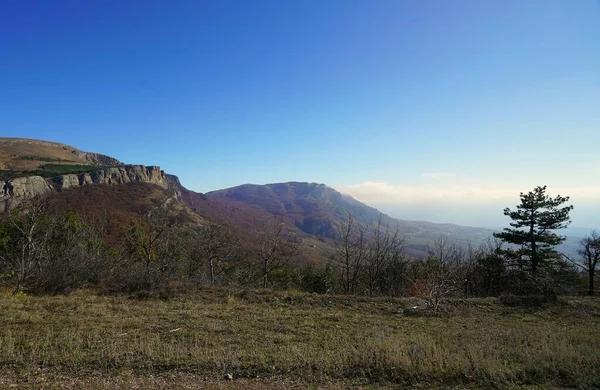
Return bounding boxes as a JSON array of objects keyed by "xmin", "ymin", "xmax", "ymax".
[
  {"xmin": 208, "ymin": 182, "xmax": 496, "ymax": 253},
  {"xmin": 0, "ymin": 138, "xmax": 510, "ymax": 258},
  {"xmin": 206, "ymin": 182, "xmax": 582, "ymax": 258},
  {"xmin": 208, "ymin": 182, "xmax": 360, "ymax": 237},
  {"xmin": 0, "ymin": 138, "xmax": 187, "ymax": 214}
]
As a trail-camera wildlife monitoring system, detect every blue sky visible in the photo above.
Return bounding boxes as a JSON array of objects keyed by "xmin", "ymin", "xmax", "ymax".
[{"xmin": 1, "ymin": 1, "xmax": 599, "ymax": 227}]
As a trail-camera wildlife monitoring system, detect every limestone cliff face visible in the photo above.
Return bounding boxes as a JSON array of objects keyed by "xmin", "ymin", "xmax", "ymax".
[
  {"xmin": 0, "ymin": 176, "xmax": 54, "ymax": 213},
  {"xmin": 81, "ymin": 152, "xmax": 121, "ymax": 167},
  {"xmin": 52, "ymin": 165, "xmax": 169, "ymax": 191},
  {"xmin": 0, "ymin": 165, "xmax": 181, "ymax": 213}
]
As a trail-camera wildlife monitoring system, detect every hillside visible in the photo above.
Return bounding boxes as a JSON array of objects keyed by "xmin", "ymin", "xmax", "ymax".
[
  {"xmin": 208, "ymin": 182, "xmax": 496, "ymax": 252},
  {"xmin": 0, "ymin": 137, "xmax": 500, "ymax": 258},
  {"xmin": 50, "ymin": 181, "xmax": 204, "ymax": 234},
  {"xmin": 4, "ymin": 138, "xmax": 579, "ymax": 259},
  {"xmin": 0, "ymin": 137, "xmax": 121, "ymax": 180}
]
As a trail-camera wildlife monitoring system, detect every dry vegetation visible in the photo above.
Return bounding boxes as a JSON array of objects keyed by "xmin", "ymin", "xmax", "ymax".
[
  {"xmin": 0, "ymin": 138, "xmax": 109, "ymax": 171},
  {"xmin": 0, "ymin": 288, "xmax": 599, "ymax": 389}
]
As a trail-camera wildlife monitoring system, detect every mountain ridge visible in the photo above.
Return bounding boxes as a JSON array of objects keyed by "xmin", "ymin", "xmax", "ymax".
[
  {"xmin": 0, "ymin": 138, "xmax": 511, "ymax": 255},
  {"xmin": 207, "ymin": 181, "xmax": 497, "ymax": 252}
]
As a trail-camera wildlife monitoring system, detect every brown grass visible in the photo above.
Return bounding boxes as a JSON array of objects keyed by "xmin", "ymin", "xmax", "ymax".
[
  {"xmin": 0, "ymin": 138, "xmax": 96, "ymax": 171},
  {"xmin": 0, "ymin": 288, "xmax": 599, "ymax": 389}
]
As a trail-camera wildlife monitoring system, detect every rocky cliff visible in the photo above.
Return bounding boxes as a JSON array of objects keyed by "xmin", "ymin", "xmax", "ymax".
[
  {"xmin": 0, "ymin": 165, "xmax": 181, "ymax": 213},
  {"xmin": 52, "ymin": 165, "xmax": 169, "ymax": 190},
  {"xmin": 0, "ymin": 176, "xmax": 54, "ymax": 212}
]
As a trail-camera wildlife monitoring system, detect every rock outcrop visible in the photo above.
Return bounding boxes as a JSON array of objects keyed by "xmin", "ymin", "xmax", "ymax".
[
  {"xmin": 52, "ymin": 165, "xmax": 169, "ymax": 191},
  {"xmin": 0, "ymin": 176, "xmax": 54, "ymax": 212},
  {"xmin": 0, "ymin": 165, "xmax": 181, "ymax": 213},
  {"xmin": 81, "ymin": 151, "xmax": 121, "ymax": 167}
]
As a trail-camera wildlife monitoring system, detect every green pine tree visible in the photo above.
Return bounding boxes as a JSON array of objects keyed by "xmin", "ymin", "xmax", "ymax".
[{"xmin": 494, "ymin": 186, "xmax": 573, "ymax": 274}]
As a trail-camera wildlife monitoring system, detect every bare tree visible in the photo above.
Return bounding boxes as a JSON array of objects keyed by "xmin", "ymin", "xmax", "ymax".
[
  {"xmin": 365, "ymin": 214, "xmax": 405, "ymax": 295},
  {"xmin": 333, "ymin": 212, "xmax": 367, "ymax": 294},
  {"xmin": 565, "ymin": 230, "xmax": 600, "ymax": 296},
  {"xmin": 463, "ymin": 238, "xmax": 507, "ymax": 297},
  {"xmin": 413, "ymin": 236, "xmax": 464, "ymax": 312},
  {"xmin": 189, "ymin": 223, "xmax": 239, "ymax": 284},
  {"xmin": 124, "ymin": 207, "xmax": 175, "ymax": 276},
  {"xmin": 33, "ymin": 210, "xmax": 106, "ymax": 294},
  {"xmin": 0, "ymin": 196, "xmax": 52, "ymax": 294},
  {"xmin": 256, "ymin": 218, "xmax": 300, "ymax": 288}
]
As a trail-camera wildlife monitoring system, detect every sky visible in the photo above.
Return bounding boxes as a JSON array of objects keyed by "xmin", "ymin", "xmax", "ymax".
[{"xmin": 1, "ymin": 1, "xmax": 599, "ymax": 228}]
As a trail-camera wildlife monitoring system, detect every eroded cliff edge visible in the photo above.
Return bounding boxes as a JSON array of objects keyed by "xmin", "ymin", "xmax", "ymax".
[{"xmin": 1, "ymin": 165, "xmax": 181, "ymax": 212}]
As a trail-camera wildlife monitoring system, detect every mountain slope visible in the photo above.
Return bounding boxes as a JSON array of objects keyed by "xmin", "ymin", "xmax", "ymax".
[
  {"xmin": 208, "ymin": 181, "xmax": 580, "ymax": 257},
  {"xmin": 208, "ymin": 182, "xmax": 496, "ymax": 251},
  {"xmin": 0, "ymin": 138, "xmax": 121, "ymax": 172},
  {"xmin": 208, "ymin": 182, "xmax": 345, "ymax": 237},
  {"xmin": 0, "ymin": 139, "xmax": 503, "ymax": 257}
]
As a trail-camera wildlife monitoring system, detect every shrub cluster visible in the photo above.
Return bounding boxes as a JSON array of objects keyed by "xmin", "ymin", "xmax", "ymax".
[{"xmin": 0, "ymin": 196, "xmax": 587, "ymax": 308}]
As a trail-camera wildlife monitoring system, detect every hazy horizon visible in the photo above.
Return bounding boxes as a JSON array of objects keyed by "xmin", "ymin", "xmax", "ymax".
[{"xmin": 335, "ymin": 175, "xmax": 599, "ymax": 229}]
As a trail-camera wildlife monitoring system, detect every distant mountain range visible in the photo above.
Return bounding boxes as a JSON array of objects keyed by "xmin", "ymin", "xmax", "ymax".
[{"xmin": 0, "ymin": 138, "xmax": 582, "ymax": 258}]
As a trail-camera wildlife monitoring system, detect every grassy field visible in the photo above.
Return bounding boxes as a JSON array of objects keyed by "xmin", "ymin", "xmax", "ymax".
[{"xmin": 0, "ymin": 288, "xmax": 599, "ymax": 389}]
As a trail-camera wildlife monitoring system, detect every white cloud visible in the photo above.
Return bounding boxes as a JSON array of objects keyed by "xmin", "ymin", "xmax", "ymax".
[{"xmin": 337, "ymin": 181, "xmax": 515, "ymax": 204}]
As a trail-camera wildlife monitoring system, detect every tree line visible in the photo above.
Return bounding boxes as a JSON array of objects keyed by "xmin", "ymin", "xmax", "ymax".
[{"xmin": 0, "ymin": 186, "xmax": 597, "ymax": 306}]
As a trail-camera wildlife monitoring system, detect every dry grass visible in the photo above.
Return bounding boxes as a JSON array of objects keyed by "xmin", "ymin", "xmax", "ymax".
[
  {"xmin": 0, "ymin": 288, "xmax": 599, "ymax": 389},
  {"xmin": 0, "ymin": 138, "xmax": 91, "ymax": 171}
]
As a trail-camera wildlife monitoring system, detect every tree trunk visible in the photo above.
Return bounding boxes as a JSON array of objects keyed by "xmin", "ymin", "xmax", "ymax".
[
  {"xmin": 530, "ymin": 210, "xmax": 537, "ymax": 274},
  {"xmin": 588, "ymin": 270, "xmax": 595, "ymax": 296},
  {"xmin": 145, "ymin": 249, "xmax": 152, "ymax": 276},
  {"xmin": 346, "ymin": 257, "xmax": 351, "ymax": 294},
  {"xmin": 263, "ymin": 261, "xmax": 268, "ymax": 288}
]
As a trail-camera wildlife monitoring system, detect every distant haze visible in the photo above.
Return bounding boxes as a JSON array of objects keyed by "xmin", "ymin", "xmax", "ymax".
[{"xmin": 336, "ymin": 174, "xmax": 600, "ymax": 230}]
